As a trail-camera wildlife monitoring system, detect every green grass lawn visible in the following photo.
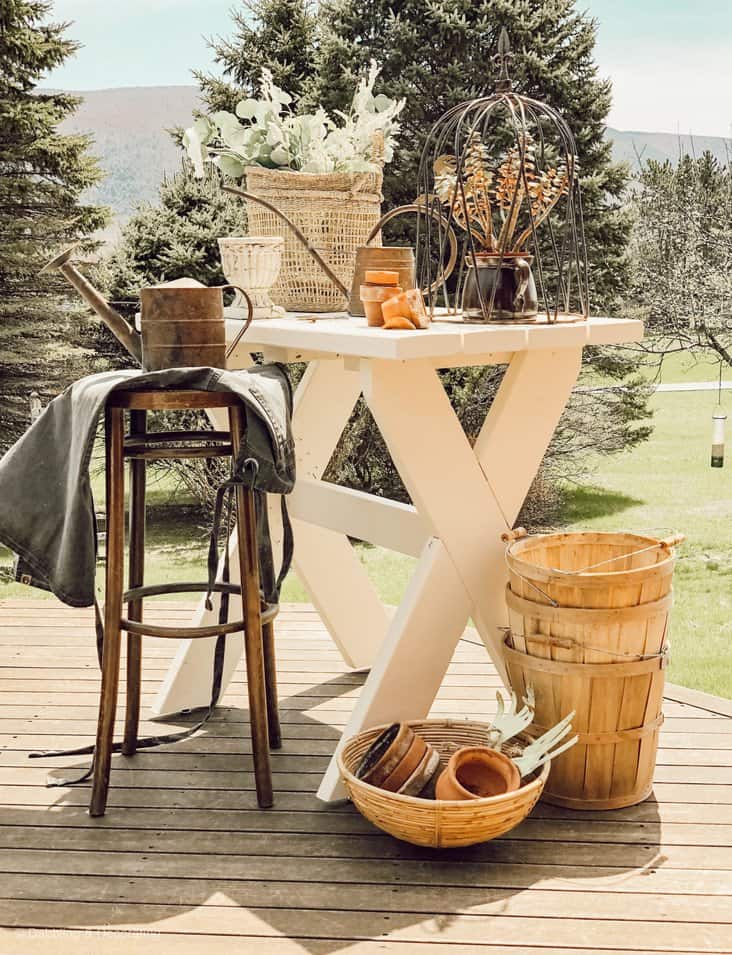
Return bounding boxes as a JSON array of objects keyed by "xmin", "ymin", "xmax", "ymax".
[
  {"xmin": 636, "ymin": 347, "xmax": 728, "ymax": 385},
  {"xmin": 561, "ymin": 388, "xmax": 732, "ymax": 698},
  {"xmin": 2, "ymin": 363, "xmax": 730, "ymax": 699}
]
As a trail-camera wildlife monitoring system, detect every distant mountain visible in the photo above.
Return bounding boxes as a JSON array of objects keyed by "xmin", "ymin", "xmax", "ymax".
[
  {"xmin": 56, "ymin": 85, "xmax": 202, "ymax": 219},
  {"xmin": 605, "ymin": 127, "xmax": 731, "ymax": 169},
  {"xmin": 51, "ymin": 85, "xmax": 731, "ymax": 222}
]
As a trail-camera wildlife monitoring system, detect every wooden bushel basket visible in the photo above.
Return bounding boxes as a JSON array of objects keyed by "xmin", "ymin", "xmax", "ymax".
[
  {"xmin": 504, "ymin": 637, "xmax": 666, "ymax": 810},
  {"xmin": 505, "ymin": 587, "xmax": 674, "ymax": 662},
  {"xmin": 505, "ymin": 530, "xmax": 682, "ymax": 609}
]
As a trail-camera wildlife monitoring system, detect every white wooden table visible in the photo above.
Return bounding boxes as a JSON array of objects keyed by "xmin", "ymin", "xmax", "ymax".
[{"xmin": 152, "ymin": 311, "xmax": 643, "ymax": 801}]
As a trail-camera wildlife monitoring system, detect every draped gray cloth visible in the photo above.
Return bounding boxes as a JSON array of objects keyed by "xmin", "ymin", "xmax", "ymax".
[{"xmin": 0, "ymin": 365, "xmax": 295, "ymax": 607}]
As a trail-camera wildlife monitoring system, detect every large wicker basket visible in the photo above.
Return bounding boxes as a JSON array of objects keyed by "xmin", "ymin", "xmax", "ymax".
[
  {"xmin": 244, "ymin": 166, "xmax": 383, "ymax": 312},
  {"xmin": 338, "ymin": 719, "xmax": 549, "ymax": 848}
]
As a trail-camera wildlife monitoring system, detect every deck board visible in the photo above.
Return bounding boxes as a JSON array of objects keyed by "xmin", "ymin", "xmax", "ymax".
[{"xmin": 0, "ymin": 599, "xmax": 730, "ymax": 954}]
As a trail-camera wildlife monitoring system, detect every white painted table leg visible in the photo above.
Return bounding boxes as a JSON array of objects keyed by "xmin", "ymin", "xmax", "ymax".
[
  {"xmin": 154, "ymin": 358, "xmax": 390, "ymax": 715},
  {"xmin": 279, "ymin": 359, "xmax": 390, "ymax": 667},
  {"xmin": 316, "ymin": 536, "xmax": 470, "ymax": 800},
  {"xmin": 318, "ymin": 348, "xmax": 581, "ymax": 800}
]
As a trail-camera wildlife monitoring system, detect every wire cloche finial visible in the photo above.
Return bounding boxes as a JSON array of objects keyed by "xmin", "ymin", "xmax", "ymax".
[{"xmin": 494, "ymin": 27, "xmax": 513, "ymax": 92}]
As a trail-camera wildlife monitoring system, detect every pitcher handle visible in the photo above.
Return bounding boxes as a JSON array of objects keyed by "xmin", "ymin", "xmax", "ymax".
[
  {"xmin": 365, "ymin": 203, "xmax": 459, "ymax": 294},
  {"xmin": 513, "ymin": 258, "xmax": 531, "ymax": 311},
  {"xmin": 220, "ymin": 285, "xmax": 255, "ymax": 362}
]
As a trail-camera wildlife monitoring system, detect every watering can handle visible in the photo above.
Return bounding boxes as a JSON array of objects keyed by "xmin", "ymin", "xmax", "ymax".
[
  {"xmin": 221, "ymin": 285, "xmax": 255, "ymax": 363},
  {"xmin": 365, "ymin": 204, "xmax": 459, "ymax": 296},
  {"xmin": 222, "ymin": 185, "xmax": 349, "ymax": 297}
]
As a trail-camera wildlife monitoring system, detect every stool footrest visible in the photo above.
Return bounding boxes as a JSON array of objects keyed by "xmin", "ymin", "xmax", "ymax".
[
  {"xmin": 125, "ymin": 446, "xmax": 233, "ymax": 460},
  {"xmin": 122, "ymin": 616, "xmax": 247, "ymax": 639},
  {"xmin": 120, "ymin": 581, "xmax": 278, "ymax": 639},
  {"xmin": 125, "ymin": 430, "xmax": 232, "ymax": 446}
]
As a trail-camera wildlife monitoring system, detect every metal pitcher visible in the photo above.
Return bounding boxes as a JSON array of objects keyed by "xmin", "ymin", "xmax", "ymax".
[{"xmin": 41, "ymin": 247, "xmax": 253, "ymax": 369}]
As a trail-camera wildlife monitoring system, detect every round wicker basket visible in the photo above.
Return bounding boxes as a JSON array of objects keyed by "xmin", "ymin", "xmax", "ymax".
[{"xmin": 338, "ymin": 719, "xmax": 549, "ymax": 848}]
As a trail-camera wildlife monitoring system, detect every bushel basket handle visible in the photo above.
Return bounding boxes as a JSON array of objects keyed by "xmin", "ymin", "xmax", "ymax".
[
  {"xmin": 659, "ymin": 533, "xmax": 686, "ymax": 550},
  {"xmin": 365, "ymin": 204, "xmax": 459, "ymax": 296}
]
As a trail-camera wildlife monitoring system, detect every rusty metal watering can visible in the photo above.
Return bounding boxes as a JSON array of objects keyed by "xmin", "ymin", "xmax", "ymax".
[
  {"xmin": 222, "ymin": 186, "xmax": 459, "ymax": 316},
  {"xmin": 41, "ymin": 246, "xmax": 253, "ymax": 370}
]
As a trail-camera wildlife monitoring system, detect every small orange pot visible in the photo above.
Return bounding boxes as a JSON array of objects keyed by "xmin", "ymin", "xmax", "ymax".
[
  {"xmin": 379, "ymin": 735, "xmax": 428, "ymax": 792},
  {"xmin": 360, "ymin": 283, "xmax": 403, "ymax": 327},
  {"xmin": 435, "ymin": 746, "xmax": 520, "ymax": 800},
  {"xmin": 355, "ymin": 722, "xmax": 414, "ymax": 788}
]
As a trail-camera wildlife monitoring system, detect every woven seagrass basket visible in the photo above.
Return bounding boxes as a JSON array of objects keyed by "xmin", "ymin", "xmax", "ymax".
[
  {"xmin": 244, "ymin": 166, "xmax": 383, "ymax": 312},
  {"xmin": 338, "ymin": 719, "xmax": 548, "ymax": 848}
]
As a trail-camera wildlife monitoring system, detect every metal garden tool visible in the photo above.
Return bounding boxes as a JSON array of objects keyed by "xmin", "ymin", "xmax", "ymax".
[
  {"xmin": 512, "ymin": 712, "xmax": 578, "ymax": 778},
  {"xmin": 487, "ymin": 688, "xmax": 536, "ymax": 745}
]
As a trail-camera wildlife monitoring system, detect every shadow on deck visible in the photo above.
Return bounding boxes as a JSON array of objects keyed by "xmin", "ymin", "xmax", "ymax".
[{"xmin": 0, "ymin": 600, "xmax": 729, "ymax": 954}]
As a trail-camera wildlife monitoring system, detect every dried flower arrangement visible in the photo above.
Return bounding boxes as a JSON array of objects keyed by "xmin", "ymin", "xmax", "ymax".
[
  {"xmin": 184, "ymin": 61, "xmax": 405, "ymax": 179},
  {"xmin": 432, "ymin": 131, "xmax": 571, "ymax": 255}
]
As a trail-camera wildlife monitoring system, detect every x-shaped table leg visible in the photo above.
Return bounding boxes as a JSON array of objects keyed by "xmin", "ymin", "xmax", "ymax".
[{"xmin": 317, "ymin": 347, "xmax": 582, "ymax": 800}]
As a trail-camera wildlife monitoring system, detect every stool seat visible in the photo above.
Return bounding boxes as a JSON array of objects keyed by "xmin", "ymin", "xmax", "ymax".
[
  {"xmin": 107, "ymin": 389, "xmax": 242, "ymax": 410},
  {"xmin": 91, "ymin": 388, "xmax": 280, "ymax": 817}
]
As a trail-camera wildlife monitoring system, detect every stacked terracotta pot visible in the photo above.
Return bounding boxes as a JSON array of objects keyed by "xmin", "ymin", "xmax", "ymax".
[
  {"xmin": 502, "ymin": 528, "xmax": 683, "ymax": 810},
  {"xmin": 359, "ymin": 270, "xmax": 430, "ymax": 329},
  {"xmin": 354, "ymin": 722, "xmax": 523, "ymax": 801},
  {"xmin": 354, "ymin": 722, "xmax": 441, "ymax": 796}
]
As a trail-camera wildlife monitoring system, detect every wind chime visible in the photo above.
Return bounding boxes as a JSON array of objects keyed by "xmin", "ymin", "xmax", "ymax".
[{"xmin": 711, "ymin": 360, "xmax": 727, "ymax": 468}]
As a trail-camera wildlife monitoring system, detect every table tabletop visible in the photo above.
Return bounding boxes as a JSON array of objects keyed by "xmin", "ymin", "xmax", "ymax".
[{"xmin": 225, "ymin": 309, "xmax": 643, "ymax": 362}]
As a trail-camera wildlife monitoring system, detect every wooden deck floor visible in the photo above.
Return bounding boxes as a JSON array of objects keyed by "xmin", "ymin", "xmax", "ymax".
[{"xmin": 0, "ymin": 599, "xmax": 731, "ymax": 954}]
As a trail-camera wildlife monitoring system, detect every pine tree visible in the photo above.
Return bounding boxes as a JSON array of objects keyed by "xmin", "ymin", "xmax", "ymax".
[
  {"xmin": 307, "ymin": 0, "xmax": 630, "ymax": 308},
  {"xmin": 0, "ymin": 0, "xmax": 107, "ymax": 450},
  {"xmin": 107, "ymin": 163, "xmax": 245, "ymax": 309},
  {"xmin": 305, "ymin": 0, "xmax": 651, "ymax": 516},
  {"xmin": 195, "ymin": 0, "xmax": 317, "ymax": 113}
]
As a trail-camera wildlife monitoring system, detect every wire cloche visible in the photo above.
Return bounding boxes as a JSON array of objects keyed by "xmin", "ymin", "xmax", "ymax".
[{"xmin": 416, "ymin": 29, "xmax": 590, "ymax": 324}]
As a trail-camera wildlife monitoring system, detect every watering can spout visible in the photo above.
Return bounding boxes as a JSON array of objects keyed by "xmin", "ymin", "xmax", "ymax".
[{"xmin": 41, "ymin": 245, "xmax": 143, "ymax": 364}]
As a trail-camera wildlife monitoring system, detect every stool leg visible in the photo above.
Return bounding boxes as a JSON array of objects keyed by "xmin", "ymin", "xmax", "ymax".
[
  {"xmin": 123, "ymin": 409, "xmax": 146, "ymax": 757},
  {"xmin": 263, "ymin": 620, "xmax": 281, "ymax": 749},
  {"xmin": 230, "ymin": 406, "xmax": 273, "ymax": 808},
  {"xmin": 90, "ymin": 406, "xmax": 125, "ymax": 817}
]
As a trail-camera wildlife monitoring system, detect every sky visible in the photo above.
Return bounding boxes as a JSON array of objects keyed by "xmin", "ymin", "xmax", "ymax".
[{"xmin": 43, "ymin": 0, "xmax": 732, "ymax": 138}]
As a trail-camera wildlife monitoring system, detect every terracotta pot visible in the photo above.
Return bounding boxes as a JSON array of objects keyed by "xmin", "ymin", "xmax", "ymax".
[
  {"xmin": 355, "ymin": 722, "xmax": 414, "ymax": 787},
  {"xmin": 363, "ymin": 300, "xmax": 385, "ymax": 327},
  {"xmin": 435, "ymin": 746, "xmax": 520, "ymax": 800},
  {"xmin": 359, "ymin": 284, "xmax": 403, "ymax": 303},
  {"xmin": 400, "ymin": 746, "xmax": 442, "ymax": 797},
  {"xmin": 360, "ymin": 283, "xmax": 403, "ymax": 327},
  {"xmin": 379, "ymin": 735, "xmax": 428, "ymax": 793}
]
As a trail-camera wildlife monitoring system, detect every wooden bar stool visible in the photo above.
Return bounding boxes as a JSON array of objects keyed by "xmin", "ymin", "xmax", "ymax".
[{"xmin": 90, "ymin": 389, "xmax": 280, "ymax": 817}]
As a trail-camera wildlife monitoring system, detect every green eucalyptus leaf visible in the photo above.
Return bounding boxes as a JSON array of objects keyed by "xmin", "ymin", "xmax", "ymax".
[
  {"xmin": 215, "ymin": 154, "xmax": 246, "ymax": 179},
  {"xmin": 235, "ymin": 99, "xmax": 259, "ymax": 120},
  {"xmin": 270, "ymin": 145, "xmax": 290, "ymax": 166}
]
